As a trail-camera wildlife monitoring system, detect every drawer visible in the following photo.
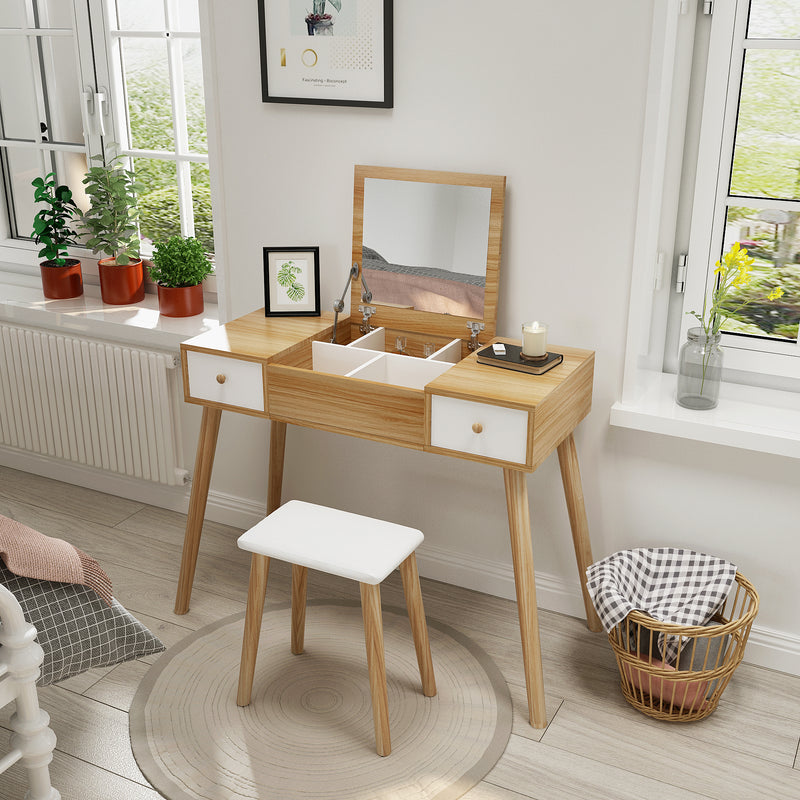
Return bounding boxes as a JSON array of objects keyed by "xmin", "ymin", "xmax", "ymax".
[
  {"xmin": 429, "ymin": 395, "xmax": 529, "ymax": 465},
  {"xmin": 185, "ymin": 350, "xmax": 265, "ymax": 413}
]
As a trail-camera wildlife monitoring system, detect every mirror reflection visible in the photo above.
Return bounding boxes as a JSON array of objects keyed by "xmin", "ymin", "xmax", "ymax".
[{"xmin": 361, "ymin": 178, "xmax": 492, "ymax": 317}]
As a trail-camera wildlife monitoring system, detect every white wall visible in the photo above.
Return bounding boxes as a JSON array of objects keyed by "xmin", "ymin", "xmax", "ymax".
[{"xmin": 198, "ymin": 0, "xmax": 800, "ymax": 673}]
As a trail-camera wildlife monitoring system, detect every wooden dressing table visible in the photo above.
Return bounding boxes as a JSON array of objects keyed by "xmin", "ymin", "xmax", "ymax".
[{"xmin": 173, "ymin": 166, "xmax": 602, "ymax": 729}]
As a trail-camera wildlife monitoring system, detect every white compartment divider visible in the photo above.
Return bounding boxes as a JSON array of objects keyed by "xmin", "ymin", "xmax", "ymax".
[
  {"xmin": 347, "ymin": 352, "xmax": 453, "ymax": 391},
  {"xmin": 347, "ymin": 327, "xmax": 386, "ymax": 351},
  {"xmin": 312, "ymin": 340, "xmax": 383, "ymax": 376},
  {"xmin": 427, "ymin": 339, "xmax": 462, "ymax": 363}
]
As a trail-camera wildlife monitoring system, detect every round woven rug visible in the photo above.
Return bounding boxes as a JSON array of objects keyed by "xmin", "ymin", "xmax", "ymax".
[{"xmin": 130, "ymin": 601, "xmax": 512, "ymax": 800}]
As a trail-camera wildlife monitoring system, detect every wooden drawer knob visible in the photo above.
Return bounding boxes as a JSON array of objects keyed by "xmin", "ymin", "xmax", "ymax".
[
  {"xmin": 216, "ymin": 374, "xmax": 227, "ymax": 384},
  {"xmin": 472, "ymin": 422, "xmax": 483, "ymax": 434}
]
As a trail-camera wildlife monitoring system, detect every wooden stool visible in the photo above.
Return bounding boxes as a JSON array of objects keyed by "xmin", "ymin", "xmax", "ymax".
[{"xmin": 236, "ymin": 500, "xmax": 437, "ymax": 756}]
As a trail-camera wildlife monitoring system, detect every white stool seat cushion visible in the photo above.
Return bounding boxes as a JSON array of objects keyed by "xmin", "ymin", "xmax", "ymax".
[{"xmin": 237, "ymin": 501, "xmax": 424, "ymax": 585}]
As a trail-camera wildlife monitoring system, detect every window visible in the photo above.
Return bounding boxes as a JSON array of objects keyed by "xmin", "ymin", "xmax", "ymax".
[
  {"xmin": 681, "ymin": 0, "xmax": 800, "ymax": 379},
  {"xmin": 0, "ymin": 0, "xmax": 214, "ymax": 267}
]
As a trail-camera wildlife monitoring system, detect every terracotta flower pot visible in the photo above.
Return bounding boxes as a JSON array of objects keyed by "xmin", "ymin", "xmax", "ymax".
[
  {"xmin": 40, "ymin": 259, "xmax": 83, "ymax": 299},
  {"xmin": 157, "ymin": 283, "xmax": 204, "ymax": 317},
  {"xmin": 98, "ymin": 257, "xmax": 145, "ymax": 305}
]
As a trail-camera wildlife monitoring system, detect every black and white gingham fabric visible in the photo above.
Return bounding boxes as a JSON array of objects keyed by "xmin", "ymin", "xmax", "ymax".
[
  {"xmin": 585, "ymin": 548, "xmax": 736, "ymax": 665},
  {"xmin": 1, "ymin": 563, "xmax": 164, "ymax": 686}
]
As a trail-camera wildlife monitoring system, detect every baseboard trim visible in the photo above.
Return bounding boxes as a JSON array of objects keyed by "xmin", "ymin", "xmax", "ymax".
[
  {"xmin": 3, "ymin": 457, "xmax": 798, "ymax": 677},
  {"xmin": 743, "ymin": 625, "xmax": 800, "ymax": 675},
  {"xmin": 0, "ymin": 446, "xmax": 190, "ymax": 512}
]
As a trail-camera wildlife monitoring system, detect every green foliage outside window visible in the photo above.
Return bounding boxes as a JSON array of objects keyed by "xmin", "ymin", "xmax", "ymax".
[
  {"xmin": 123, "ymin": 45, "xmax": 214, "ymax": 255},
  {"xmin": 724, "ymin": 44, "xmax": 800, "ymax": 340}
]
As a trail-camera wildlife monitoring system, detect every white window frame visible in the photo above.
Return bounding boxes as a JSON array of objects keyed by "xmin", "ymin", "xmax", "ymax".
[
  {"xmin": 613, "ymin": 0, "xmax": 800, "ymax": 459},
  {"xmin": 680, "ymin": 0, "xmax": 800, "ymax": 379},
  {"xmin": 0, "ymin": 0, "xmax": 101, "ymax": 266},
  {"xmin": 0, "ymin": 0, "xmax": 228, "ymax": 317}
]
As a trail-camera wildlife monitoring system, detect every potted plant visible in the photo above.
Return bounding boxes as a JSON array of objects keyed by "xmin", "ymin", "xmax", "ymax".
[
  {"xmin": 31, "ymin": 173, "xmax": 83, "ymax": 299},
  {"xmin": 148, "ymin": 235, "xmax": 213, "ymax": 317},
  {"xmin": 79, "ymin": 153, "xmax": 144, "ymax": 305}
]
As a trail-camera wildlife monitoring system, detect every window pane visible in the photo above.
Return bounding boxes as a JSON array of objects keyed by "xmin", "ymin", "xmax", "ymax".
[
  {"xmin": 0, "ymin": 36, "xmax": 39, "ymax": 140},
  {"xmin": 2, "ymin": 147, "xmax": 46, "ymax": 238},
  {"xmin": 720, "ymin": 205, "xmax": 800, "ymax": 341},
  {"xmin": 174, "ymin": 0, "xmax": 200, "ymax": 32},
  {"xmin": 730, "ymin": 50, "xmax": 800, "ymax": 201},
  {"xmin": 54, "ymin": 150, "xmax": 89, "ymax": 213},
  {"xmin": 135, "ymin": 157, "xmax": 180, "ymax": 247},
  {"xmin": 0, "ymin": 0, "xmax": 25, "ymax": 28},
  {"xmin": 114, "ymin": 0, "xmax": 165, "ymax": 31},
  {"xmin": 747, "ymin": 0, "xmax": 800, "ymax": 40},
  {"xmin": 35, "ymin": 0, "xmax": 74, "ymax": 29},
  {"xmin": 183, "ymin": 40, "xmax": 207, "ymax": 154},
  {"xmin": 191, "ymin": 161, "xmax": 213, "ymax": 253},
  {"xmin": 121, "ymin": 38, "xmax": 174, "ymax": 151},
  {"xmin": 40, "ymin": 36, "xmax": 83, "ymax": 144}
]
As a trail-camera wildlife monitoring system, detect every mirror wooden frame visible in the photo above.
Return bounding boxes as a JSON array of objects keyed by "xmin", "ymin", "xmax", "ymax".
[{"xmin": 351, "ymin": 165, "xmax": 506, "ymax": 345}]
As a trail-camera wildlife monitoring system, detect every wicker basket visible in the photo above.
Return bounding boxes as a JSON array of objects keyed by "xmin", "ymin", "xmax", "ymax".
[{"xmin": 608, "ymin": 572, "xmax": 759, "ymax": 721}]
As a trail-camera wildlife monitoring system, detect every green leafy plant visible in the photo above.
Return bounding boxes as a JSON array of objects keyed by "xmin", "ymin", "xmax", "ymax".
[
  {"xmin": 276, "ymin": 260, "xmax": 306, "ymax": 302},
  {"xmin": 148, "ymin": 235, "xmax": 213, "ymax": 288},
  {"xmin": 79, "ymin": 153, "xmax": 143, "ymax": 265},
  {"xmin": 31, "ymin": 173, "xmax": 78, "ymax": 266}
]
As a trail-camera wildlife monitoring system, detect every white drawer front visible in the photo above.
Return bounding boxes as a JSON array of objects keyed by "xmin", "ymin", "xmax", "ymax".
[
  {"xmin": 186, "ymin": 351, "xmax": 264, "ymax": 412},
  {"xmin": 430, "ymin": 395, "xmax": 528, "ymax": 464}
]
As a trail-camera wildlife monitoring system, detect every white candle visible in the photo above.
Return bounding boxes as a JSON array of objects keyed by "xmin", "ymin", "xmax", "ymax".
[{"xmin": 521, "ymin": 321, "xmax": 548, "ymax": 357}]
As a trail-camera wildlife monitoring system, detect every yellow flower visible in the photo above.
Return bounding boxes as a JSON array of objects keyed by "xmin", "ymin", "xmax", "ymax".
[{"xmin": 768, "ymin": 287, "xmax": 784, "ymax": 301}]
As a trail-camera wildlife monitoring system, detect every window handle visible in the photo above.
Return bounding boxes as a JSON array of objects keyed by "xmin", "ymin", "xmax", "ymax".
[
  {"xmin": 95, "ymin": 89, "xmax": 107, "ymax": 136},
  {"xmin": 82, "ymin": 87, "xmax": 107, "ymax": 137}
]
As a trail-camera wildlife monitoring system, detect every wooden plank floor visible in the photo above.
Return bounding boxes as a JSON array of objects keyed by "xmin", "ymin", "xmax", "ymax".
[{"xmin": 1, "ymin": 464, "xmax": 799, "ymax": 799}]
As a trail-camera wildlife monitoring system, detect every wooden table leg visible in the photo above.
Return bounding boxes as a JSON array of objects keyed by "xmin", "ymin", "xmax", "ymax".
[
  {"xmin": 174, "ymin": 405, "xmax": 222, "ymax": 615},
  {"xmin": 503, "ymin": 467, "xmax": 548, "ymax": 729},
  {"xmin": 557, "ymin": 433, "xmax": 603, "ymax": 633},
  {"xmin": 267, "ymin": 421, "xmax": 287, "ymax": 516}
]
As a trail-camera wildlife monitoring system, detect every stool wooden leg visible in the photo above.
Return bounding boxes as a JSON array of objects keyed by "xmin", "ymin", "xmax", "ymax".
[
  {"xmin": 360, "ymin": 582, "xmax": 391, "ymax": 757},
  {"xmin": 237, "ymin": 553, "xmax": 270, "ymax": 707},
  {"xmin": 399, "ymin": 554, "xmax": 436, "ymax": 697},
  {"xmin": 291, "ymin": 564, "xmax": 307, "ymax": 655}
]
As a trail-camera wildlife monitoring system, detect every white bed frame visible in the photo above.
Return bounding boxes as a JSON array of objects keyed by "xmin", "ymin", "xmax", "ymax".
[{"xmin": 0, "ymin": 584, "xmax": 60, "ymax": 799}]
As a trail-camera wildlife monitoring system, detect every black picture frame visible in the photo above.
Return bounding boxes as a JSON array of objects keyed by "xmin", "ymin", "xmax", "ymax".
[
  {"xmin": 263, "ymin": 246, "xmax": 321, "ymax": 317},
  {"xmin": 258, "ymin": 0, "xmax": 393, "ymax": 108}
]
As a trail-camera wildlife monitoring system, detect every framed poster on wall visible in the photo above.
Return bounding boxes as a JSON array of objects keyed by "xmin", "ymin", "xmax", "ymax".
[{"xmin": 258, "ymin": 0, "xmax": 393, "ymax": 108}]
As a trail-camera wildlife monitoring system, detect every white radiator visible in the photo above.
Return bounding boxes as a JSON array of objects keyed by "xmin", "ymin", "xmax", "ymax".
[{"xmin": 0, "ymin": 322, "xmax": 187, "ymax": 486}]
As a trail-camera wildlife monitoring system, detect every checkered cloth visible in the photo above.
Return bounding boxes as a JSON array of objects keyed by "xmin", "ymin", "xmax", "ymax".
[{"xmin": 585, "ymin": 548, "xmax": 737, "ymax": 665}]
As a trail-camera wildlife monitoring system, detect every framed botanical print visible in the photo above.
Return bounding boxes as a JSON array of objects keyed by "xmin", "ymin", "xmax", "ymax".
[
  {"xmin": 263, "ymin": 246, "xmax": 321, "ymax": 316},
  {"xmin": 258, "ymin": 0, "xmax": 393, "ymax": 108}
]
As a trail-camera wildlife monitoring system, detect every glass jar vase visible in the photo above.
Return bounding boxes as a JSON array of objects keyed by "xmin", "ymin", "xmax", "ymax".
[{"xmin": 676, "ymin": 327, "xmax": 723, "ymax": 410}]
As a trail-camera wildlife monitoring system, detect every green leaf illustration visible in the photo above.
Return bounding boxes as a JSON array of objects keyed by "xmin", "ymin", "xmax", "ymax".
[
  {"xmin": 285, "ymin": 282, "xmax": 306, "ymax": 302},
  {"xmin": 276, "ymin": 260, "xmax": 306, "ymax": 302},
  {"xmin": 277, "ymin": 260, "xmax": 301, "ymax": 287}
]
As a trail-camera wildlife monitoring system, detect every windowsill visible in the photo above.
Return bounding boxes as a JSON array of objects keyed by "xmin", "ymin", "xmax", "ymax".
[
  {"xmin": 0, "ymin": 267, "xmax": 220, "ymax": 350},
  {"xmin": 610, "ymin": 370, "xmax": 800, "ymax": 460}
]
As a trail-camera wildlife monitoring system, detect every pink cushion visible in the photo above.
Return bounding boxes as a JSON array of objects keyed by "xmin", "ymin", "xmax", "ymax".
[{"xmin": 622, "ymin": 651, "xmax": 709, "ymax": 712}]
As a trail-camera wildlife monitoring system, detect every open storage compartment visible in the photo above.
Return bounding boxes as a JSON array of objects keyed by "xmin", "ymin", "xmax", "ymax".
[{"xmin": 267, "ymin": 325, "xmax": 466, "ymax": 448}]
